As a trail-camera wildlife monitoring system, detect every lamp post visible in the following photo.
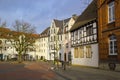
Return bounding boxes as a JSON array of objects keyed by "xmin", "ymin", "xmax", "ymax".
[
  {"xmin": 0, "ymin": 40, "xmax": 2, "ymax": 61},
  {"xmin": 0, "ymin": 40, "xmax": 2, "ymax": 54},
  {"xmin": 53, "ymin": 43, "xmax": 55, "ymax": 65},
  {"xmin": 34, "ymin": 47, "xmax": 36, "ymax": 61}
]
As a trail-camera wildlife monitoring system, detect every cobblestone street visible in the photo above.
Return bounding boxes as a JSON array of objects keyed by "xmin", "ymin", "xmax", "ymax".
[
  {"xmin": 0, "ymin": 61, "xmax": 120, "ymax": 80},
  {"xmin": 0, "ymin": 61, "xmax": 62, "ymax": 80}
]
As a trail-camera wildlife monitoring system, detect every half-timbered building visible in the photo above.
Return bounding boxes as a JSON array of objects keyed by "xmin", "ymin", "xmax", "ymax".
[{"xmin": 70, "ymin": 0, "xmax": 98, "ymax": 67}]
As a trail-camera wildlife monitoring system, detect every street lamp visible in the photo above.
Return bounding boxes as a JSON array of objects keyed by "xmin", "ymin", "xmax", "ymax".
[{"xmin": 0, "ymin": 40, "xmax": 3, "ymax": 61}]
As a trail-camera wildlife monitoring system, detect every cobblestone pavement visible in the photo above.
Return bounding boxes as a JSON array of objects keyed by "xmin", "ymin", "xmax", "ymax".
[
  {"xmin": 0, "ymin": 61, "xmax": 120, "ymax": 80},
  {"xmin": 0, "ymin": 61, "xmax": 63, "ymax": 80}
]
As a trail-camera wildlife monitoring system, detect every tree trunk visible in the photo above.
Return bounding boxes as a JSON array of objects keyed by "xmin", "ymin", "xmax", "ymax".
[{"xmin": 18, "ymin": 53, "xmax": 22, "ymax": 63}]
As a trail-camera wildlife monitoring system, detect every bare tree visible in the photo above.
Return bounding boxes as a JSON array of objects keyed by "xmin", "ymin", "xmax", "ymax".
[
  {"xmin": 13, "ymin": 20, "xmax": 36, "ymax": 33},
  {"xmin": 53, "ymin": 32, "xmax": 60, "ymax": 69},
  {"xmin": 0, "ymin": 18, "xmax": 7, "ymax": 28},
  {"xmin": 10, "ymin": 20, "xmax": 38, "ymax": 63}
]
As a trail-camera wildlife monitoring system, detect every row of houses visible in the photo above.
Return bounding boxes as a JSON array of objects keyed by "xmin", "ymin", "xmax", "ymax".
[
  {"xmin": 39, "ymin": 0, "xmax": 120, "ymax": 68},
  {"xmin": 0, "ymin": 0, "xmax": 120, "ymax": 69},
  {"xmin": 0, "ymin": 27, "xmax": 40, "ymax": 61}
]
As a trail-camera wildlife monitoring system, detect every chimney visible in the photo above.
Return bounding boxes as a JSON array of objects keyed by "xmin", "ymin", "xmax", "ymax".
[{"xmin": 72, "ymin": 14, "xmax": 77, "ymax": 19}]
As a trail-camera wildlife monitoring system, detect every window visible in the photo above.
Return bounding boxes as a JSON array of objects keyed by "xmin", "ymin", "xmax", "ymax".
[
  {"xmin": 74, "ymin": 48, "xmax": 79, "ymax": 58},
  {"xmin": 71, "ymin": 32, "xmax": 74, "ymax": 39},
  {"xmin": 44, "ymin": 44, "xmax": 45, "ymax": 47},
  {"xmin": 54, "ymin": 29, "xmax": 55, "ymax": 33},
  {"xmin": 58, "ymin": 35, "xmax": 59, "ymax": 41},
  {"xmin": 81, "ymin": 29, "xmax": 84, "ymax": 37},
  {"xmin": 86, "ymin": 26, "xmax": 93, "ymax": 36},
  {"xmin": 71, "ymin": 32, "xmax": 74, "ymax": 45},
  {"xmin": 79, "ymin": 30, "xmax": 81, "ymax": 39},
  {"xmin": 86, "ymin": 46, "xmax": 92, "ymax": 58},
  {"xmin": 50, "ymin": 29, "xmax": 52, "ymax": 34},
  {"xmin": 50, "ymin": 45, "xmax": 52, "ymax": 50},
  {"xmin": 59, "ymin": 53, "xmax": 61, "ymax": 60},
  {"xmin": 5, "ymin": 40, "xmax": 7, "ymax": 44},
  {"xmin": 61, "ymin": 35, "xmax": 62, "ymax": 41},
  {"xmin": 78, "ymin": 30, "xmax": 80, "ymax": 40},
  {"xmin": 4, "ymin": 47, "xmax": 7, "ymax": 50},
  {"xmin": 75, "ymin": 30, "xmax": 78, "ymax": 40},
  {"xmin": 53, "ymin": 36, "xmax": 55, "ymax": 41},
  {"xmin": 59, "ymin": 44, "xmax": 61, "ymax": 49},
  {"xmin": 66, "ymin": 43, "xmax": 68, "ymax": 48},
  {"xmin": 51, "ymin": 37, "xmax": 53, "ymax": 41},
  {"xmin": 108, "ymin": 1, "xmax": 115, "ymax": 23},
  {"xmin": 109, "ymin": 35, "xmax": 117, "ymax": 55},
  {"xmin": 79, "ymin": 47, "xmax": 84, "ymax": 58},
  {"xmin": 65, "ymin": 34, "xmax": 68, "ymax": 40}
]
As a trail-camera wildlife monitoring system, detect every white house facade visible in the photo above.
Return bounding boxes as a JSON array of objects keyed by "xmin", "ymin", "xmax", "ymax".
[
  {"xmin": 70, "ymin": 0, "xmax": 99, "ymax": 67},
  {"xmin": 48, "ymin": 18, "xmax": 70, "ymax": 61},
  {"xmin": 63, "ymin": 15, "xmax": 77, "ymax": 62},
  {"xmin": 0, "ymin": 27, "xmax": 39, "ymax": 61},
  {"xmin": 0, "ymin": 38, "xmax": 17, "ymax": 61},
  {"xmin": 49, "ymin": 19, "xmax": 60, "ymax": 61},
  {"xmin": 39, "ymin": 27, "xmax": 50, "ymax": 60}
]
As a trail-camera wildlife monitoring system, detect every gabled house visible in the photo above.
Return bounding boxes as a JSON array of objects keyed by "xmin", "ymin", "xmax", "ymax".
[
  {"xmin": 70, "ymin": 0, "xmax": 98, "ymax": 67},
  {"xmin": 57, "ymin": 18, "xmax": 71, "ymax": 62},
  {"xmin": 49, "ymin": 19, "xmax": 62, "ymax": 61},
  {"xmin": 28, "ymin": 33, "xmax": 40, "ymax": 60},
  {"xmin": 98, "ymin": 0, "xmax": 120, "ymax": 69},
  {"xmin": 63, "ymin": 15, "xmax": 78, "ymax": 63},
  {"xmin": 0, "ymin": 27, "xmax": 17, "ymax": 60},
  {"xmin": 39, "ymin": 27, "xmax": 50, "ymax": 60},
  {"xmin": 48, "ymin": 18, "xmax": 70, "ymax": 61}
]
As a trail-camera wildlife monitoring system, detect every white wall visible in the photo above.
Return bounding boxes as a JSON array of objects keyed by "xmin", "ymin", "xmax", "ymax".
[
  {"xmin": 71, "ymin": 44, "xmax": 99, "ymax": 67},
  {"xmin": 39, "ymin": 37, "xmax": 49, "ymax": 60}
]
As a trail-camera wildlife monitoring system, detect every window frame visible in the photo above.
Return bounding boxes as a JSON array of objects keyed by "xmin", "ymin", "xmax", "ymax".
[
  {"xmin": 109, "ymin": 35, "xmax": 117, "ymax": 55},
  {"xmin": 86, "ymin": 45, "xmax": 92, "ymax": 58},
  {"xmin": 108, "ymin": 1, "xmax": 115, "ymax": 23}
]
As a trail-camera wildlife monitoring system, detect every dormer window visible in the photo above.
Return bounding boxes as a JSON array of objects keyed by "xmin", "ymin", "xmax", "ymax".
[{"xmin": 108, "ymin": 1, "xmax": 115, "ymax": 23}]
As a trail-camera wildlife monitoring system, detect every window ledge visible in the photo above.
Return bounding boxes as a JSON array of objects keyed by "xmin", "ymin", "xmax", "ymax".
[
  {"xmin": 107, "ymin": 21, "xmax": 115, "ymax": 26},
  {"xmin": 108, "ymin": 55, "xmax": 117, "ymax": 57}
]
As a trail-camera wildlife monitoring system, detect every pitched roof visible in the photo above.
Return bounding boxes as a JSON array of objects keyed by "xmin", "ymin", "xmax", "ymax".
[
  {"xmin": 0, "ymin": 27, "xmax": 11, "ymax": 32},
  {"xmin": 54, "ymin": 18, "xmax": 70, "ymax": 28},
  {"xmin": 0, "ymin": 27, "xmax": 40, "ymax": 39},
  {"xmin": 63, "ymin": 18, "xmax": 71, "ymax": 25},
  {"xmin": 40, "ymin": 27, "xmax": 50, "ymax": 38},
  {"xmin": 54, "ymin": 19, "xmax": 63, "ymax": 28},
  {"xmin": 0, "ymin": 27, "xmax": 11, "ymax": 38},
  {"xmin": 70, "ymin": 0, "xmax": 97, "ymax": 31},
  {"xmin": 56, "ymin": 18, "xmax": 71, "ymax": 34}
]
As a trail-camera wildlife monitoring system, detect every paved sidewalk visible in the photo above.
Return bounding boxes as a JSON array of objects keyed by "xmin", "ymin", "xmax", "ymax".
[{"xmin": 49, "ymin": 62, "xmax": 120, "ymax": 80}]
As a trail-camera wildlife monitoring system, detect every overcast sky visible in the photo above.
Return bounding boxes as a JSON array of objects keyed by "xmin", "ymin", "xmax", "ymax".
[{"xmin": 0, "ymin": 0, "xmax": 92, "ymax": 33}]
